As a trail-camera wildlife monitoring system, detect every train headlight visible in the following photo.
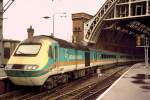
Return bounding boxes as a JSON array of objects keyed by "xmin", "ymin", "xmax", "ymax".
[
  {"xmin": 24, "ymin": 65, "xmax": 39, "ymax": 70},
  {"xmin": 5, "ymin": 64, "xmax": 13, "ymax": 69},
  {"xmin": 32, "ymin": 65, "xmax": 39, "ymax": 70}
]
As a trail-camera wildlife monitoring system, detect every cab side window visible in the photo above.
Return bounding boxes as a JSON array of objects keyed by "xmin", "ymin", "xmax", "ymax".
[{"xmin": 48, "ymin": 46, "xmax": 53, "ymax": 58}]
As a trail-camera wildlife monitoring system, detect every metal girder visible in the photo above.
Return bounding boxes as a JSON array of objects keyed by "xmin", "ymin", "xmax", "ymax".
[
  {"xmin": 0, "ymin": 0, "xmax": 15, "ymax": 64},
  {"xmin": 84, "ymin": 0, "xmax": 121, "ymax": 43},
  {"xmin": 84, "ymin": 0, "xmax": 150, "ymax": 44},
  {"xmin": 127, "ymin": 21, "xmax": 150, "ymax": 37},
  {"xmin": 3, "ymin": 0, "xmax": 15, "ymax": 13}
]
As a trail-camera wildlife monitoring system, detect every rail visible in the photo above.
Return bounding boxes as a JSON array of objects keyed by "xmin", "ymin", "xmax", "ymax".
[{"xmin": 45, "ymin": 66, "xmax": 127, "ymax": 100}]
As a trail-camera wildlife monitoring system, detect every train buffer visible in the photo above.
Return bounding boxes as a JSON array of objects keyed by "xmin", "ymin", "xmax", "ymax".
[
  {"xmin": 97, "ymin": 63, "xmax": 150, "ymax": 100},
  {"xmin": 0, "ymin": 67, "xmax": 8, "ymax": 94},
  {"xmin": 0, "ymin": 67, "xmax": 7, "ymax": 79}
]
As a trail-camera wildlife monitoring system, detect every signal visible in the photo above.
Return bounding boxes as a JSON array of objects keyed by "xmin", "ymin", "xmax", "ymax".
[{"xmin": 136, "ymin": 35, "xmax": 141, "ymax": 46}]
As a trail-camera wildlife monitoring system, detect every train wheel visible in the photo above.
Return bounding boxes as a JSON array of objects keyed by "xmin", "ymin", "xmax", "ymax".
[
  {"xmin": 63, "ymin": 74, "xmax": 68, "ymax": 83},
  {"xmin": 74, "ymin": 71, "xmax": 79, "ymax": 79},
  {"xmin": 45, "ymin": 82, "xmax": 53, "ymax": 90},
  {"xmin": 81, "ymin": 70, "xmax": 85, "ymax": 77},
  {"xmin": 40, "ymin": 78, "xmax": 54, "ymax": 91}
]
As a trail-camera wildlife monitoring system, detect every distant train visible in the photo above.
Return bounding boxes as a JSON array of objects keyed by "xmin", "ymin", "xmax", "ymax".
[{"xmin": 4, "ymin": 35, "xmax": 141, "ymax": 89}]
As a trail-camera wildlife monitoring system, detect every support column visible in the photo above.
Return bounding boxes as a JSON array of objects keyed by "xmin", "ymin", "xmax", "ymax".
[
  {"xmin": 128, "ymin": 0, "xmax": 131, "ymax": 16},
  {"xmin": 114, "ymin": 5, "xmax": 117, "ymax": 18},
  {"xmin": 146, "ymin": 0, "xmax": 149, "ymax": 15},
  {"xmin": 145, "ymin": 37, "xmax": 149, "ymax": 68},
  {"xmin": 0, "ymin": 0, "xmax": 3, "ymax": 65},
  {"xmin": 0, "ymin": 26, "xmax": 3, "ymax": 65}
]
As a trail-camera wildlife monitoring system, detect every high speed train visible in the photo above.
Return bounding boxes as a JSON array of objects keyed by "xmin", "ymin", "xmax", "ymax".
[{"xmin": 4, "ymin": 35, "xmax": 141, "ymax": 89}]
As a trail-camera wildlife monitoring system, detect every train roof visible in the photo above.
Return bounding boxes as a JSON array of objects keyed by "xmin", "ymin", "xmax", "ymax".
[
  {"xmin": 39, "ymin": 35, "xmax": 89, "ymax": 51},
  {"xmin": 23, "ymin": 35, "xmax": 132, "ymax": 55}
]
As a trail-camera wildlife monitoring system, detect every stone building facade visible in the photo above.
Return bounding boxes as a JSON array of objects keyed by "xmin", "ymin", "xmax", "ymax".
[
  {"xmin": 2, "ymin": 39, "xmax": 20, "ymax": 65},
  {"xmin": 72, "ymin": 13, "xmax": 92, "ymax": 44}
]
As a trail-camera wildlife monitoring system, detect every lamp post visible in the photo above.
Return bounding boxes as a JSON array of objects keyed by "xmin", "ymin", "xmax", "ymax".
[
  {"xmin": 43, "ymin": 12, "xmax": 66, "ymax": 37},
  {"xmin": 0, "ymin": 17, "xmax": 7, "ymax": 65}
]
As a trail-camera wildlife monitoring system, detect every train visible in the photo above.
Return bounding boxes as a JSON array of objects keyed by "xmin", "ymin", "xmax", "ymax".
[{"xmin": 4, "ymin": 35, "xmax": 141, "ymax": 90}]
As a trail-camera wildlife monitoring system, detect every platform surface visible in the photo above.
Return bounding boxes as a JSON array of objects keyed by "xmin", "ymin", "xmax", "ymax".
[{"xmin": 97, "ymin": 63, "xmax": 150, "ymax": 100}]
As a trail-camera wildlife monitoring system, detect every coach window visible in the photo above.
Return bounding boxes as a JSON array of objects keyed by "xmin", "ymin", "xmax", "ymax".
[
  {"xmin": 101, "ymin": 54, "xmax": 103, "ymax": 59},
  {"xmin": 102, "ymin": 54, "xmax": 106, "ymax": 59},
  {"xmin": 94, "ymin": 53, "xmax": 97, "ymax": 60}
]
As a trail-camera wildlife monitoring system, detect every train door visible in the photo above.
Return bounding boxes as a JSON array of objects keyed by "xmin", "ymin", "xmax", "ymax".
[
  {"xmin": 54, "ymin": 45, "xmax": 58, "ymax": 67},
  {"xmin": 85, "ymin": 52, "xmax": 90, "ymax": 66},
  {"xmin": 75, "ymin": 50, "xmax": 78, "ymax": 69},
  {"xmin": 94, "ymin": 52, "xmax": 97, "ymax": 61}
]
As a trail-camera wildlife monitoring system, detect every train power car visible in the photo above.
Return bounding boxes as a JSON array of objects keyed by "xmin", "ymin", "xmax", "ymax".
[{"xmin": 4, "ymin": 35, "xmax": 139, "ymax": 90}]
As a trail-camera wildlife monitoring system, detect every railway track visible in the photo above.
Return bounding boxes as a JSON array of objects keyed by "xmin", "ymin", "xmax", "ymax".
[
  {"xmin": 0, "ymin": 89, "xmax": 30, "ymax": 100},
  {"xmin": 0, "ymin": 65, "xmax": 130, "ymax": 100},
  {"xmin": 22, "ymin": 72, "xmax": 97, "ymax": 100},
  {"xmin": 77, "ymin": 76, "xmax": 120, "ymax": 100},
  {"xmin": 47, "ymin": 67, "xmax": 125, "ymax": 100},
  {"xmin": 0, "ymin": 88, "xmax": 38, "ymax": 100},
  {"xmin": 26, "ymin": 65, "xmax": 129, "ymax": 100},
  {"xmin": 14, "ymin": 91, "xmax": 38, "ymax": 100},
  {"xmin": 0, "ymin": 72, "xmax": 96, "ymax": 100},
  {"xmin": 74, "ymin": 67, "xmax": 129, "ymax": 100},
  {"xmin": 78, "ymin": 68, "xmax": 129, "ymax": 100}
]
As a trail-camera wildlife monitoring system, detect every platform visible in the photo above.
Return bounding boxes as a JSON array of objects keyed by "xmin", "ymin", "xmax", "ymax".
[{"xmin": 97, "ymin": 63, "xmax": 150, "ymax": 100}]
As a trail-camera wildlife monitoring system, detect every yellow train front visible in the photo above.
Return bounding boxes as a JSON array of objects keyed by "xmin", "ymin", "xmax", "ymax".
[
  {"xmin": 5, "ymin": 36, "xmax": 57, "ymax": 86},
  {"xmin": 4, "ymin": 35, "xmax": 139, "ymax": 88}
]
